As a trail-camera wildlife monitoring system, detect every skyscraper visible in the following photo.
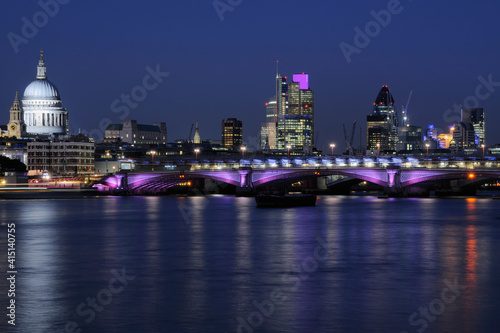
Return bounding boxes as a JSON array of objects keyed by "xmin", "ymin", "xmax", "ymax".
[
  {"xmin": 275, "ymin": 73, "xmax": 315, "ymax": 152},
  {"xmin": 222, "ymin": 118, "xmax": 242, "ymax": 149},
  {"xmin": 366, "ymin": 85, "xmax": 398, "ymax": 151},
  {"xmin": 288, "ymin": 73, "xmax": 314, "ymax": 147},
  {"xmin": 397, "ymin": 125, "xmax": 423, "ymax": 151},
  {"xmin": 277, "ymin": 114, "xmax": 312, "ymax": 151},
  {"xmin": 260, "ymin": 97, "xmax": 276, "ymax": 149},
  {"xmin": 461, "ymin": 108, "xmax": 485, "ymax": 146},
  {"xmin": 367, "ymin": 114, "xmax": 390, "ymax": 151},
  {"xmin": 450, "ymin": 122, "xmax": 476, "ymax": 152},
  {"xmin": 276, "ymin": 74, "xmax": 288, "ymax": 119},
  {"xmin": 275, "ymin": 74, "xmax": 288, "ymax": 150},
  {"xmin": 260, "ymin": 70, "xmax": 315, "ymax": 153}
]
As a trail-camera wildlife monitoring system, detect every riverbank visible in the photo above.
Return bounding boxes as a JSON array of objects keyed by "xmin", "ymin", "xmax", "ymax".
[{"xmin": 0, "ymin": 187, "xmax": 100, "ymax": 199}]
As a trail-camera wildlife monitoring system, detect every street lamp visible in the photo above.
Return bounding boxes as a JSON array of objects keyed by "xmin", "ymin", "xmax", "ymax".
[
  {"xmin": 482, "ymin": 144, "xmax": 485, "ymax": 159},
  {"xmin": 330, "ymin": 143, "xmax": 335, "ymax": 157},
  {"xmin": 376, "ymin": 143, "xmax": 380, "ymax": 157},
  {"xmin": 105, "ymin": 151, "xmax": 111, "ymax": 174},
  {"xmin": 150, "ymin": 151, "xmax": 156, "ymax": 171},
  {"xmin": 194, "ymin": 148, "xmax": 200, "ymax": 160},
  {"xmin": 286, "ymin": 145, "xmax": 291, "ymax": 159},
  {"xmin": 241, "ymin": 146, "xmax": 246, "ymax": 158},
  {"xmin": 426, "ymin": 143, "xmax": 430, "ymax": 158}
]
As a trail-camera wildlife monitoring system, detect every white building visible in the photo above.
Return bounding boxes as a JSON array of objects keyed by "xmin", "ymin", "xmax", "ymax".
[{"xmin": 18, "ymin": 51, "xmax": 68, "ymax": 136}]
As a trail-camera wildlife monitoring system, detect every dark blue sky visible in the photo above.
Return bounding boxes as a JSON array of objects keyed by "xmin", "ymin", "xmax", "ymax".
[{"xmin": 1, "ymin": 0, "xmax": 500, "ymax": 151}]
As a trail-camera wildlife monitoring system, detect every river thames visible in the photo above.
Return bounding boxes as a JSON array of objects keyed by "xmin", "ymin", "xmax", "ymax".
[{"xmin": 1, "ymin": 195, "xmax": 500, "ymax": 333}]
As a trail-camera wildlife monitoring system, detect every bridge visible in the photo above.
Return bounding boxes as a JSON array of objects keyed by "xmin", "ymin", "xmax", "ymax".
[{"xmin": 93, "ymin": 156, "xmax": 500, "ymax": 196}]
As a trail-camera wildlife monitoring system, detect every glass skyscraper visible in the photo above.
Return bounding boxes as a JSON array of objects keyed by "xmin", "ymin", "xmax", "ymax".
[
  {"xmin": 287, "ymin": 74, "xmax": 315, "ymax": 147},
  {"xmin": 366, "ymin": 85, "xmax": 398, "ymax": 151},
  {"xmin": 461, "ymin": 108, "xmax": 485, "ymax": 146},
  {"xmin": 260, "ymin": 98, "xmax": 277, "ymax": 149},
  {"xmin": 265, "ymin": 72, "xmax": 315, "ymax": 153},
  {"xmin": 277, "ymin": 114, "xmax": 312, "ymax": 152}
]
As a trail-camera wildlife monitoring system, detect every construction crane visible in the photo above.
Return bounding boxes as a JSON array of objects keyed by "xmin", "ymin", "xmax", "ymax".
[
  {"xmin": 359, "ymin": 125, "xmax": 363, "ymax": 155},
  {"xmin": 343, "ymin": 120, "xmax": 357, "ymax": 155},
  {"xmin": 188, "ymin": 123, "xmax": 194, "ymax": 143},
  {"xmin": 401, "ymin": 90, "xmax": 413, "ymax": 127}
]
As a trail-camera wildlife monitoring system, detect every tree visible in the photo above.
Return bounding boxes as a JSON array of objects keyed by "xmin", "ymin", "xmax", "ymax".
[{"xmin": 0, "ymin": 155, "xmax": 27, "ymax": 175}]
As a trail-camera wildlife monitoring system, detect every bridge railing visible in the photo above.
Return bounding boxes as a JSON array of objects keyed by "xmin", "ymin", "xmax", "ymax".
[
  {"xmin": 131, "ymin": 156, "xmax": 500, "ymax": 173},
  {"xmin": 179, "ymin": 158, "xmax": 499, "ymax": 171}
]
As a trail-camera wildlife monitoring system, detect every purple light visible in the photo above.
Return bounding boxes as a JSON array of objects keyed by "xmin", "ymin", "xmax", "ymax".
[{"xmin": 293, "ymin": 73, "xmax": 309, "ymax": 90}]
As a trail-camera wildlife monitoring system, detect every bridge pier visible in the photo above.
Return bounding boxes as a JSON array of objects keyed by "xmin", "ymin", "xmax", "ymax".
[
  {"xmin": 112, "ymin": 173, "xmax": 131, "ymax": 195},
  {"xmin": 236, "ymin": 168, "xmax": 254, "ymax": 197},
  {"xmin": 384, "ymin": 167, "xmax": 406, "ymax": 197},
  {"xmin": 384, "ymin": 167, "xmax": 430, "ymax": 197}
]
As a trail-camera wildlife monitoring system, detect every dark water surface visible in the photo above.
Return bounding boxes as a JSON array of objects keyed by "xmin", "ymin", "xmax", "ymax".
[{"xmin": 1, "ymin": 196, "xmax": 500, "ymax": 333}]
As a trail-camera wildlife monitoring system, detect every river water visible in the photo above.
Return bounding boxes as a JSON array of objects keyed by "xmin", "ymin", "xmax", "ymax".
[{"xmin": 1, "ymin": 195, "xmax": 499, "ymax": 333}]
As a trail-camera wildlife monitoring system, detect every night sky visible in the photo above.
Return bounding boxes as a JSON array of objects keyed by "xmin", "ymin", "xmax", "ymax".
[{"xmin": 1, "ymin": 0, "xmax": 500, "ymax": 151}]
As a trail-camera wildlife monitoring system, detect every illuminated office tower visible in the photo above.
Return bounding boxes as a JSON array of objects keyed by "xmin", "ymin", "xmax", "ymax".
[
  {"xmin": 222, "ymin": 118, "xmax": 242, "ymax": 149},
  {"xmin": 288, "ymin": 73, "xmax": 314, "ymax": 147},
  {"xmin": 367, "ymin": 114, "xmax": 389, "ymax": 151},
  {"xmin": 275, "ymin": 74, "xmax": 288, "ymax": 150},
  {"xmin": 276, "ymin": 73, "xmax": 314, "ymax": 152},
  {"xmin": 450, "ymin": 122, "xmax": 476, "ymax": 152},
  {"xmin": 461, "ymin": 108, "xmax": 485, "ymax": 146},
  {"xmin": 260, "ymin": 97, "xmax": 276, "ymax": 149},
  {"xmin": 276, "ymin": 74, "xmax": 288, "ymax": 118},
  {"xmin": 366, "ymin": 85, "xmax": 398, "ymax": 151},
  {"xmin": 396, "ymin": 125, "xmax": 423, "ymax": 151},
  {"xmin": 276, "ymin": 115, "xmax": 312, "ymax": 152}
]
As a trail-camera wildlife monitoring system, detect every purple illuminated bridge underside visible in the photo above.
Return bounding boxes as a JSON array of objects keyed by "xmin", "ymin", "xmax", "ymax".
[{"xmin": 94, "ymin": 168, "xmax": 500, "ymax": 194}]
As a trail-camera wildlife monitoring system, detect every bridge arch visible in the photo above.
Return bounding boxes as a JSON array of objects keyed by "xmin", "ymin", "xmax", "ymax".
[
  {"xmin": 251, "ymin": 169, "xmax": 389, "ymax": 187},
  {"xmin": 400, "ymin": 170, "xmax": 500, "ymax": 187}
]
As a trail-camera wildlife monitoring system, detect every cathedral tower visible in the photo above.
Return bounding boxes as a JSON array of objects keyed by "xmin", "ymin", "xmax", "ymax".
[{"xmin": 6, "ymin": 91, "xmax": 26, "ymax": 138}]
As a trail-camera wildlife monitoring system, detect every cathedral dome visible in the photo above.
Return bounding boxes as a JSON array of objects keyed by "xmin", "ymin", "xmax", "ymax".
[
  {"xmin": 21, "ymin": 50, "xmax": 69, "ymax": 136},
  {"xmin": 23, "ymin": 79, "xmax": 61, "ymax": 101}
]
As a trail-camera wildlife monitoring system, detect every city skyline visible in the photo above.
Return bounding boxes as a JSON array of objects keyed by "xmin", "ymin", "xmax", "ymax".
[{"xmin": 1, "ymin": 1, "xmax": 500, "ymax": 150}]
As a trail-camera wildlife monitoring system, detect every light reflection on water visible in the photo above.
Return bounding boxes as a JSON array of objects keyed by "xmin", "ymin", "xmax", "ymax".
[{"xmin": 0, "ymin": 196, "xmax": 499, "ymax": 333}]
